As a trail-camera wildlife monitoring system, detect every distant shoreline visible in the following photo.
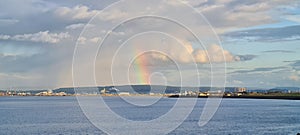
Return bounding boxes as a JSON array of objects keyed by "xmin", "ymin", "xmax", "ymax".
[
  {"xmin": 168, "ymin": 95, "xmax": 300, "ymax": 100},
  {"xmin": 2, "ymin": 94, "xmax": 300, "ymax": 100},
  {"xmin": 0, "ymin": 94, "xmax": 169, "ymax": 97}
]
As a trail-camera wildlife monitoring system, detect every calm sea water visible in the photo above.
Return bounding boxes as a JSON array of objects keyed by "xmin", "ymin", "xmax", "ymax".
[{"xmin": 0, "ymin": 96, "xmax": 299, "ymax": 135}]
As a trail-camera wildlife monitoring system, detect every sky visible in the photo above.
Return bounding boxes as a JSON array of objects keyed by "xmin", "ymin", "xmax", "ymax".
[{"xmin": 0, "ymin": 0, "xmax": 299, "ymax": 89}]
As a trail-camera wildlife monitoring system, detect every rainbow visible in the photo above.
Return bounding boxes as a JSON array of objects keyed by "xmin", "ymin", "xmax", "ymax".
[{"xmin": 133, "ymin": 50, "xmax": 150, "ymax": 84}]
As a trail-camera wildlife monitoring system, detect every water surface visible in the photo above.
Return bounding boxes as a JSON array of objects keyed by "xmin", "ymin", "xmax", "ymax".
[{"xmin": 0, "ymin": 96, "xmax": 299, "ymax": 134}]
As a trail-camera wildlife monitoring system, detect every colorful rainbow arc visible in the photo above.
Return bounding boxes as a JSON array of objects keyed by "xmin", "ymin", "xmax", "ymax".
[{"xmin": 133, "ymin": 50, "xmax": 150, "ymax": 85}]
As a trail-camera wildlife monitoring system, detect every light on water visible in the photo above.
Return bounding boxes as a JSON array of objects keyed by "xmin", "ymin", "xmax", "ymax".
[{"xmin": 0, "ymin": 97, "xmax": 299, "ymax": 134}]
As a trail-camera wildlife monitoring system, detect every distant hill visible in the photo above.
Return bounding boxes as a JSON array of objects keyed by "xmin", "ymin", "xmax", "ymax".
[
  {"xmin": 3, "ymin": 85, "xmax": 299, "ymax": 95},
  {"xmin": 269, "ymin": 87, "xmax": 300, "ymax": 93},
  {"xmin": 53, "ymin": 85, "xmax": 185, "ymax": 94},
  {"xmin": 52, "ymin": 85, "xmax": 247, "ymax": 94},
  {"xmin": 0, "ymin": 90, "xmax": 46, "ymax": 94}
]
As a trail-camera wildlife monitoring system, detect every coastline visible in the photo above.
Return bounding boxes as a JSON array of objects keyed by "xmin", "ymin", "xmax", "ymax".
[
  {"xmin": 168, "ymin": 95, "xmax": 300, "ymax": 100},
  {"xmin": 2, "ymin": 94, "xmax": 300, "ymax": 100}
]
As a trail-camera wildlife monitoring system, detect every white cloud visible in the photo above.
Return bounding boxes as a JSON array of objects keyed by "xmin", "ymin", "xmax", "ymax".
[
  {"xmin": 0, "ymin": 18, "xmax": 19, "ymax": 25},
  {"xmin": 234, "ymin": 3, "xmax": 269, "ymax": 12},
  {"xmin": 65, "ymin": 23, "xmax": 95, "ymax": 30},
  {"xmin": 1, "ymin": 0, "xmax": 299, "ymax": 89},
  {"xmin": 0, "ymin": 35, "xmax": 10, "ymax": 40},
  {"xmin": 98, "ymin": 9, "xmax": 129, "ymax": 21},
  {"xmin": 54, "ymin": 5, "xmax": 98, "ymax": 20},
  {"xmin": 0, "ymin": 31, "xmax": 70, "ymax": 43},
  {"xmin": 77, "ymin": 36, "xmax": 101, "ymax": 44},
  {"xmin": 77, "ymin": 37, "xmax": 87, "ymax": 44},
  {"xmin": 285, "ymin": 15, "xmax": 300, "ymax": 23},
  {"xmin": 232, "ymin": 80, "xmax": 243, "ymax": 84},
  {"xmin": 90, "ymin": 37, "xmax": 101, "ymax": 43},
  {"xmin": 140, "ymin": 41, "xmax": 238, "ymax": 64},
  {"xmin": 65, "ymin": 23, "xmax": 85, "ymax": 30},
  {"xmin": 289, "ymin": 75, "xmax": 299, "ymax": 81},
  {"xmin": 193, "ymin": 44, "xmax": 237, "ymax": 63},
  {"xmin": 190, "ymin": 0, "xmax": 299, "ymax": 32}
]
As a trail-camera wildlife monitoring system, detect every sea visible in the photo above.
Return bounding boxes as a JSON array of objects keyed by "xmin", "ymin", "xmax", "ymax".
[{"xmin": 0, "ymin": 96, "xmax": 299, "ymax": 135}]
